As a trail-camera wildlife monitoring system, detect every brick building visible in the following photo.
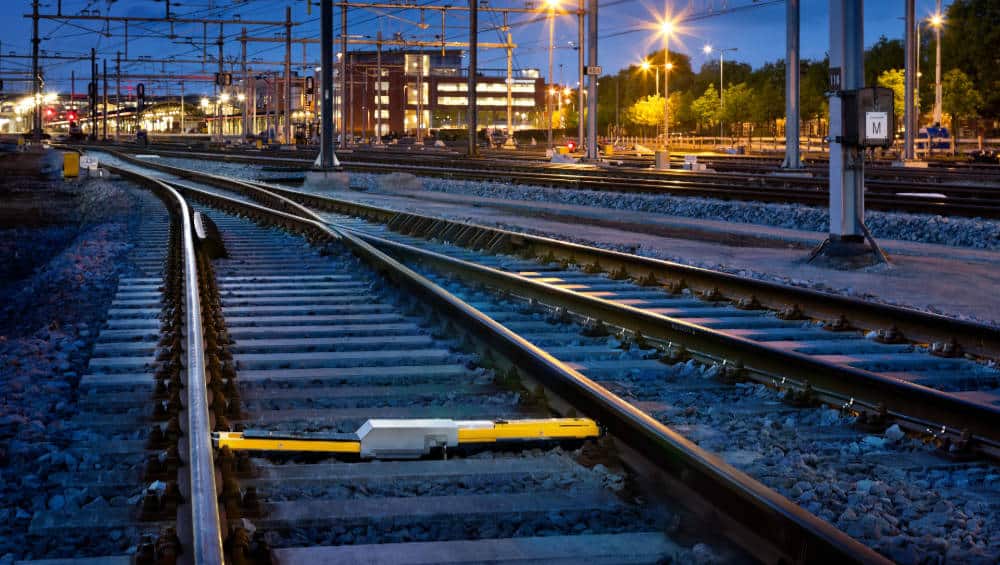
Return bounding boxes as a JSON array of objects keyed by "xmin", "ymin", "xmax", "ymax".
[{"xmin": 339, "ymin": 49, "xmax": 545, "ymax": 138}]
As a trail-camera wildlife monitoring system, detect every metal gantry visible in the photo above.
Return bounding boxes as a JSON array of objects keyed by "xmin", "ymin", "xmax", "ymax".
[{"xmin": 21, "ymin": 0, "xmax": 603, "ymax": 159}]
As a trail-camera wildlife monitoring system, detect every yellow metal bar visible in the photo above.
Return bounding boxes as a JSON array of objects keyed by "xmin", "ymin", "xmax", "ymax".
[
  {"xmin": 214, "ymin": 431, "xmax": 361, "ymax": 453},
  {"xmin": 457, "ymin": 418, "xmax": 599, "ymax": 443}
]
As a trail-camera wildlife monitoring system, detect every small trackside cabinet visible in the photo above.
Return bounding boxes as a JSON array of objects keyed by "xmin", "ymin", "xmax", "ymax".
[{"xmin": 842, "ymin": 87, "xmax": 894, "ymax": 148}]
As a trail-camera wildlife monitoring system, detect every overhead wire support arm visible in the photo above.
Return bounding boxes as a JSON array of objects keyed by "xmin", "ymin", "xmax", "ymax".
[
  {"xmin": 331, "ymin": 2, "xmax": 579, "ymax": 15},
  {"xmin": 241, "ymin": 36, "xmax": 514, "ymax": 49},
  {"xmin": 26, "ymin": 13, "xmax": 288, "ymax": 26}
]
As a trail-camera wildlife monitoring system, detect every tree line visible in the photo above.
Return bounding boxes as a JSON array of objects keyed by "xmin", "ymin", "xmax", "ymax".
[{"xmin": 583, "ymin": 0, "xmax": 993, "ymax": 142}]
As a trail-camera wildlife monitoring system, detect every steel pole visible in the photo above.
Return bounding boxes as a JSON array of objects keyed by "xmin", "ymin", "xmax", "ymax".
[
  {"xmin": 320, "ymin": 0, "xmax": 338, "ymax": 167},
  {"xmin": 903, "ymin": 0, "xmax": 915, "ymax": 160},
  {"xmin": 933, "ymin": 0, "xmax": 942, "ymax": 125},
  {"xmin": 585, "ymin": 0, "xmax": 597, "ymax": 159},
  {"xmin": 217, "ymin": 25, "xmax": 224, "ymax": 142},
  {"xmin": 241, "ymin": 28, "xmax": 248, "ymax": 139},
  {"xmin": 915, "ymin": 25, "xmax": 921, "ymax": 130},
  {"xmin": 115, "ymin": 52, "xmax": 121, "ymax": 141},
  {"xmin": 31, "ymin": 0, "xmax": 41, "ymax": 139},
  {"xmin": 375, "ymin": 30, "xmax": 382, "ymax": 144},
  {"xmin": 719, "ymin": 51, "xmax": 724, "ymax": 143},
  {"xmin": 547, "ymin": 10, "xmax": 555, "ymax": 150},
  {"xmin": 577, "ymin": 0, "xmax": 585, "ymax": 148},
  {"xmin": 506, "ymin": 35, "xmax": 514, "ymax": 145},
  {"xmin": 90, "ymin": 48, "xmax": 97, "ymax": 140},
  {"xmin": 341, "ymin": 1, "xmax": 348, "ymax": 146},
  {"xmin": 663, "ymin": 35, "xmax": 669, "ymax": 148},
  {"xmin": 467, "ymin": 0, "xmax": 478, "ymax": 156},
  {"xmin": 102, "ymin": 58, "xmax": 108, "ymax": 140},
  {"xmin": 828, "ymin": 0, "xmax": 866, "ymax": 242},
  {"xmin": 783, "ymin": 0, "xmax": 802, "ymax": 168},
  {"xmin": 285, "ymin": 6, "xmax": 292, "ymax": 144}
]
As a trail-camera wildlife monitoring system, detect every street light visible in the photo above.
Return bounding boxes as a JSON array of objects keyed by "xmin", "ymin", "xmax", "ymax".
[
  {"xmin": 660, "ymin": 18, "xmax": 674, "ymax": 149},
  {"xmin": 545, "ymin": 0, "xmax": 561, "ymax": 151},
  {"xmin": 703, "ymin": 44, "xmax": 737, "ymax": 144},
  {"xmin": 640, "ymin": 59, "xmax": 659, "ymax": 96},
  {"xmin": 929, "ymin": 10, "xmax": 944, "ymax": 125}
]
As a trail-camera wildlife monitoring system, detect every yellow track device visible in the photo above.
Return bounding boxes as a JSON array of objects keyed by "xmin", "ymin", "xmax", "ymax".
[{"xmin": 213, "ymin": 418, "xmax": 600, "ymax": 459}]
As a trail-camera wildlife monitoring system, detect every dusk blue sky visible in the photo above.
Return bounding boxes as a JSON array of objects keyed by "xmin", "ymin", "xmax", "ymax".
[{"xmin": 0, "ymin": 0, "xmax": 949, "ymax": 95}]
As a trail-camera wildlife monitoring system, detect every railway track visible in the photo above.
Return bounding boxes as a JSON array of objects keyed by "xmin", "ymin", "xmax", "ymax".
[
  {"xmin": 101, "ymin": 150, "xmax": 1000, "ymax": 448},
  {"xmin": 193, "ymin": 204, "xmax": 728, "ymax": 563},
  {"xmin": 78, "ymin": 151, "xmax": 903, "ymax": 564},
  {"xmin": 97, "ymin": 143, "xmax": 1000, "ymax": 219},
  {"xmin": 21, "ymin": 181, "xmax": 219, "ymax": 562},
  {"xmin": 75, "ymin": 150, "xmax": 1000, "ymax": 563}
]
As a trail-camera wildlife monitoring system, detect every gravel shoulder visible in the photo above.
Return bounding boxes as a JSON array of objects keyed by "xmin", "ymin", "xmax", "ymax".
[{"xmin": 0, "ymin": 177, "xmax": 141, "ymax": 561}]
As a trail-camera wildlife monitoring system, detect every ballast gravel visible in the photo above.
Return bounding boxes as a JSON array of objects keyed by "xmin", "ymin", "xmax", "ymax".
[
  {"xmin": 141, "ymin": 155, "xmax": 1000, "ymax": 327},
  {"xmin": 0, "ymin": 179, "xmax": 145, "ymax": 561},
  {"xmin": 149, "ymin": 157, "xmax": 1000, "ymax": 250},
  {"xmin": 423, "ymin": 273, "xmax": 1000, "ymax": 565}
]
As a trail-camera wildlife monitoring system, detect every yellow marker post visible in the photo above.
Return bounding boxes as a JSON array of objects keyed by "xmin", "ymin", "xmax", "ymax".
[{"xmin": 63, "ymin": 152, "xmax": 80, "ymax": 178}]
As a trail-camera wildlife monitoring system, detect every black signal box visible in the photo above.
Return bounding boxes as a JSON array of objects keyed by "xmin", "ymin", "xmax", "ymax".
[{"xmin": 842, "ymin": 87, "xmax": 894, "ymax": 148}]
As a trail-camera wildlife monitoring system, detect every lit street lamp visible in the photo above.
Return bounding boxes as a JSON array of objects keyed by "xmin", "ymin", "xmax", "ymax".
[
  {"xmin": 661, "ymin": 19, "xmax": 673, "ymax": 148},
  {"xmin": 703, "ymin": 44, "xmax": 737, "ymax": 144},
  {"xmin": 929, "ymin": 9, "xmax": 944, "ymax": 125},
  {"xmin": 640, "ymin": 59, "xmax": 659, "ymax": 96},
  {"xmin": 545, "ymin": 0, "xmax": 560, "ymax": 151}
]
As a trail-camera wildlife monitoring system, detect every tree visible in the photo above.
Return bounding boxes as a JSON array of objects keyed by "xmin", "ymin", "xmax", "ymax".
[
  {"xmin": 625, "ymin": 95, "xmax": 665, "ymax": 136},
  {"xmin": 749, "ymin": 62, "xmax": 784, "ymax": 133},
  {"xmin": 877, "ymin": 69, "xmax": 906, "ymax": 126},
  {"xmin": 800, "ymin": 59, "xmax": 829, "ymax": 118},
  {"xmin": 942, "ymin": 68, "xmax": 983, "ymax": 151},
  {"xmin": 691, "ymin": 84, "xmax": 721, "ymax": 132},
  {"xmin": 865, "ymin": 36, "xmax": 904, "ymax": 88},
  {"xmin": 942, "ymin": 0, "xmax": 1000, "ymax": 117},
  {"xmin": 721, "ymin": 82, "xmax": 755, "ymax": 145},
  {"xmin": 674, "ymin": 90, "xmax": 698, "ymax": 132}
]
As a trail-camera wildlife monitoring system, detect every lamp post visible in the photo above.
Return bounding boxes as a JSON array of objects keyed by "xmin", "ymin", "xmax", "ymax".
[
  {"xmin": 661, "ymin": 19, "xmax": 672, "ymax": 149},
  {"xmin": 703, "ymin": 44, "xmax": 737, "ymax": 144},
  {"xmin": 640, "ymin": 60, "xmax": 659, "ymax": 96},
  {"xmin": 546, "ymin": 0, "xmax": 560, "ymax": 151},
  {"xmin": 930, "ymin": 9, "xmax": 944, "ymax": 125}
]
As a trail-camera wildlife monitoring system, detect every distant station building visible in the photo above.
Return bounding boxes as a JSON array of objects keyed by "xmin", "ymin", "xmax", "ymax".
[{"xmin": 337, "ymin": 49, "xmax": 545, "ymax": 139}]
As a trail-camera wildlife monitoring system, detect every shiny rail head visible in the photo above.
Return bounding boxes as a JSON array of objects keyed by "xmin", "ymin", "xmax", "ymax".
[{"xmin": 213, "ymin": 418, "xmax": 600, "ymax": 459}]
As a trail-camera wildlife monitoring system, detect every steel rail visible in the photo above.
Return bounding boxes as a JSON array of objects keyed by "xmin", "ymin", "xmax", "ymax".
[
  {"xmin": 349, "ymin": 228, "xmax": 1000, "ymax": 445},
  {"xmin": 103, "ymin": 165, "xmax": 224, "ymax": 565},
  {"xmin": 113, "ymin": 163, "xmax": 892, "ymax": 565}
]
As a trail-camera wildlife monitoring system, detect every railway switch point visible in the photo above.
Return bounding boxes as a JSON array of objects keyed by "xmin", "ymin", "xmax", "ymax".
[{"xmin": 213, "ymin": 418, "xmax": 601, "ymax": 459}]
